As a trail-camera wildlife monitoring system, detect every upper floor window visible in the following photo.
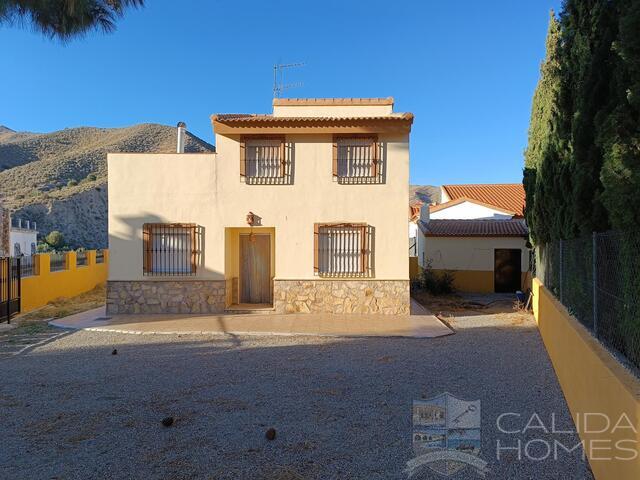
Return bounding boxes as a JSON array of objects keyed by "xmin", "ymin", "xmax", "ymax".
[
  {"xmin": 13, "ymin": 243, "xmax": 21, "ymax": 257},
  {"xmin": 333, "ymin": 135, "xmax": 383, "ymax": 184},
  {"xmin": 142, "ymin": 223, "xmax": 201, "ymax": 276},
  {"xmin": 314, "ymin": 223, "xmax": 373, "ymax": 277},
  {"xmin": 240, "ymin": 136, "xmax": 292, "ymax": 185}
]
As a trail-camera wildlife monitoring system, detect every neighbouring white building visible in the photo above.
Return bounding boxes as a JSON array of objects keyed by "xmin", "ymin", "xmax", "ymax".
[
  {"xmin": 10, "ymin": 217, "xmax": 38, "ymax": 256},
  {"xmin": 416, "ymin": 184, "xmax": 531, "ymax": 293}
]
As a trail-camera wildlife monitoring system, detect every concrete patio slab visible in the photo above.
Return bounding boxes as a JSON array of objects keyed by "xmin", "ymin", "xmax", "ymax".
[{"xmin": 49, "ymin": 300, "xmax": 453, "ymax": 338}]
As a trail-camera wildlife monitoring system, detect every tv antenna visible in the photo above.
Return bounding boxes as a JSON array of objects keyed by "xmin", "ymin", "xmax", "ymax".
[{"xmin": 273, "ymin": 62, "xmax": 305, "ymax": 98}]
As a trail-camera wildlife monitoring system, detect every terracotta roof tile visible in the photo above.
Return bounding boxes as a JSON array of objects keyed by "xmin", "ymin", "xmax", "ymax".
[
  {"xmin": 409, "ymin": 202, "xmax": 423, "ymax": 220},
  {"xmin": 428, "ymin": 197, "xmax": 517, "ymax": 216},
  {"xmin": 212, "ymin": 113, "xmax": 413, "ymax": 123},
  {"xmin": 421, "ymin": 219, "xmax": 528, "ymax": 237},
  {"xmin": 442, "ymin": 184, "xmax": 525, "ymax": 216}
]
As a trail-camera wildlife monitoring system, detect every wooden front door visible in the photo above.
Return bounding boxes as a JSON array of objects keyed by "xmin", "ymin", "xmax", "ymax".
[
  {"xmin": 240, "ymin": 234, "xmax": 271, "ymax": 304},
  {"xmin": 494, "ymin": 249, "xmax": 521, "ymax": 293}
]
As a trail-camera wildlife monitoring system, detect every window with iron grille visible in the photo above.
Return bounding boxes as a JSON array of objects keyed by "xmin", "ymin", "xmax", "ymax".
[
  {"xmin": 240, "ymin": 136, "xmax": 291, "ymax": 185},
  {"xmin": 142, "ymin": 224, "xmax": 200, "ymax": 276},
  {"xmin": 314, "ymin": 223, "xmax": 373, "ymax": 277},
  {"xmin": 333, "ymin": 136, "xmax": 383, "ymax": 184}
]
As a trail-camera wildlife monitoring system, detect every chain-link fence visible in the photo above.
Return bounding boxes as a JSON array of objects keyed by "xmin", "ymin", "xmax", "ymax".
[{"xmin": 536, "ymin": 230, "xmax": 640, "ymax": 372}]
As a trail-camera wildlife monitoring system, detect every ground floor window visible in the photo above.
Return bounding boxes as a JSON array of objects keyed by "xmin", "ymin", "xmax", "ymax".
[
  {"xmin": 314, "ymin": 223, "xmax": 373, "ymax": 277},
  {"xmin": 142, "ymin": 223, "xmax": 200, "ymax": 276}
]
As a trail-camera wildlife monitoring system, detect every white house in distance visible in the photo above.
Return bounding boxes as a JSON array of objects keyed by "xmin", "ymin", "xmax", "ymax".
[
  {"xmin": 416, "ymin": 184, "xmax": 530, "ymax": 293},
  {"xmin": 9, "ymin": 217, "xmax": 38, "ymax": 256},
  {"xmin": 107, "ymin": 97, "xmax": 412, "ymax": 315}
]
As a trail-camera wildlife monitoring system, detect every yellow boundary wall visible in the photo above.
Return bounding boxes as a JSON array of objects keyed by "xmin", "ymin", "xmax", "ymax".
[
  {"xmin": 533, "ymin": 278, "xmax": 640, "ymax": 479},
  {"xmin": 21, "ymin": 250, "xmax": 109, "ymax": 313},
  {"xmin": 429, "ymin": 269, "xmax": 531, "ymax": 293}
]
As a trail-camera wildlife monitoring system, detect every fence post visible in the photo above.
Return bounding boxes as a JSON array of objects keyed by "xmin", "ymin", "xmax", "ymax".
[
  {"xmin": 592, "ymin": 232, "xmax": 598, "ymax": 338},
  {"xmin": 5, "ymin": 259, "xmax": 9, "ymax": 324},
  {"xmin": 559, "ymin": 239, "xmax": 564, "ymax": 303}
]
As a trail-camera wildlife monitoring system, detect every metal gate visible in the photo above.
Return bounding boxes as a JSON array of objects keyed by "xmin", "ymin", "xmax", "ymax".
[{"xmin": 0, "ymin": 257, "xmax": 21, "ymax": 323}]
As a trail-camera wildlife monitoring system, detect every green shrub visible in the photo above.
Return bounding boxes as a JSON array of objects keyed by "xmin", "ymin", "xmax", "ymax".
[
  {"xmin": 36, "ymin": 242, "xmax": 51, "ymax": 253},
  {"xmin": 67, "ymin": 179, "xmax": 78, "ymax": 187},
  {"xmin": 417, "ymin": 261, "xmax": 455, "ymax": 295},
  {"xmin": 45, "ymin": 230, "xmax": 65, "ymax": 249},
  {"xmin": 87, "ymin": 173, "xmax": 97, "ymax": 181}
]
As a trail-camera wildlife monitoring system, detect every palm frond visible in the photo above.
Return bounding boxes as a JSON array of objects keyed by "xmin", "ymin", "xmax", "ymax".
[{"xmin": 0, "ymin": 0, "xmax": 145, "ymax": 40}]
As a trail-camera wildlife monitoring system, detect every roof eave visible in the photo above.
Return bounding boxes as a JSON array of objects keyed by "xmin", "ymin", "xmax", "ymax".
[
  {"xmin": 424, "ymin": 233, "xmax": 527, "ymax": 238},
  {"xmin": 210, "ymin": 114, "xmax": 413, "ymax": 135}
]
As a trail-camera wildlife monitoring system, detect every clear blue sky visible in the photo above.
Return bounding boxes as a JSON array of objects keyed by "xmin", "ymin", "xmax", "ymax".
[{"xmin": 0, "ymin": 0, "xmax": 560, "ymax": 185}]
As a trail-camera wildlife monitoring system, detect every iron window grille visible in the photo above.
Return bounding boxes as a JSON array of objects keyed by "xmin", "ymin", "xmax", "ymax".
[
  {"xmin": 49, "ymin": 253, "xmax": 66, "ymax": 272},
  {"xmin": 240, "ymin": 136, "xmax": 292, "ymax": 185},
  {"xmin": 20, "ymin": 255, "xmax": 36, "ymax": 277},
  {"xmin": 143, "ymin": 223, "xmax": 201, "ymax": 276},
  {"xmin": 76, "ymin": 250, "xmax": 87, "ymax": 267},
  {"xmin": 314, "ymin": 223, "xmax": 373, "ymax": 277},
  {"xmin": 333, "ymin": 136, "xmax": 383, "ymax": 184}
]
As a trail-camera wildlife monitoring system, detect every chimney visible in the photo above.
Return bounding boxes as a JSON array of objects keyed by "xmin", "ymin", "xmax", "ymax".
[{"xmin": 176, "ymin": 122, "xmax": 187, "ymax": 153}]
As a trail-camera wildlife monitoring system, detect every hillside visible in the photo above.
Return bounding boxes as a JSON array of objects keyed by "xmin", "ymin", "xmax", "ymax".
[
  {"xmin": 410, "ymin": 185, "xmax": 440, "ymax": 206},
  {"xmin": 0, "ymin": 124, "xmax": 214, "ymax": 248}
]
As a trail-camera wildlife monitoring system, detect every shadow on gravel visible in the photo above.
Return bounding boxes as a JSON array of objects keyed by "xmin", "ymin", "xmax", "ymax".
[{"xmin": 0, "ymin": 325, "xmax": 592, "ymax": 480}]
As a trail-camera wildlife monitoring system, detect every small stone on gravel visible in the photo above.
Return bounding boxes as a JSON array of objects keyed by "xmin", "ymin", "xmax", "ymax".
[
  {"xmin": 161, "ymin": 417, "xmax": 174, "ymax": 427},
  {"xmin": 111, "ymin": 349, "xmax": 117, "ymax": 355},
  {"xmin": 265, "ymin": 428, "xmax": 276, "ymax": 440}
]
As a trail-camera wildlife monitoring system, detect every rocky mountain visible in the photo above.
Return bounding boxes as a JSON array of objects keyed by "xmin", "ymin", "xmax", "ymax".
[
  {"xmin": 410, "ymin": 185, "xmax": 441, "ymax": 206},
  {"xmin": 0, "ymin": 124, "xmax": 214, "ymax": 249}
]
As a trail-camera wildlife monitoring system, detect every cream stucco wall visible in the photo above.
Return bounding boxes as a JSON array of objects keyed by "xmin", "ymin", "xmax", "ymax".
[
  {"xmin": 424, "ymin": 236, "xmax": 529, "ymax": 272},
  {"xmin": 430, "ymin": 202, "xmax": 512, "ymax": 220},
  {"xmin": 273, "ymin": 104, "xmax": 393, "ymax": 118},
  {"xmin": 108, "ymin": 132, "xmax": 409, "ymax": 282}
]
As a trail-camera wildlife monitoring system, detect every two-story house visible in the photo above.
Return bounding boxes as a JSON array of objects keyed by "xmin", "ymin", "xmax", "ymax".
[{"xmin": 107, "ymin": 97, "xmax": 412, "ymax": 315}]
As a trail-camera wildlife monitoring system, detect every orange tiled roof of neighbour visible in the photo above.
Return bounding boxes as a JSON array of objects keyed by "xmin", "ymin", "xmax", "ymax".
[
  {"xmin": 442, "ymin": 184, "xmax": 525, "ymax": 217},
  {"xmin": 429, "ymin": 197, "xmax": 519, "ymax": 216}
]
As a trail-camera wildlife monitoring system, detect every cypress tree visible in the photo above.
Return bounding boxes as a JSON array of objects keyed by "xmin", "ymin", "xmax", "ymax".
[
  {"xmin": 523, "ymin": 11, "xmax": 564, "ymax": 244},
  {"xmin": 599, "ymin": 0, "xmax": 640, "ymax": 232},
  {"xmin": 560, "ymin": 0, "xmax": 614, "ymax": 237}
]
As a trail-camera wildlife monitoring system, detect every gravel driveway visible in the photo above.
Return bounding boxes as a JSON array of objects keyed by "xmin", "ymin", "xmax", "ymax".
[{"xmin": 0, "ymin": 315, "xmax": 592, "ymax": 479}]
